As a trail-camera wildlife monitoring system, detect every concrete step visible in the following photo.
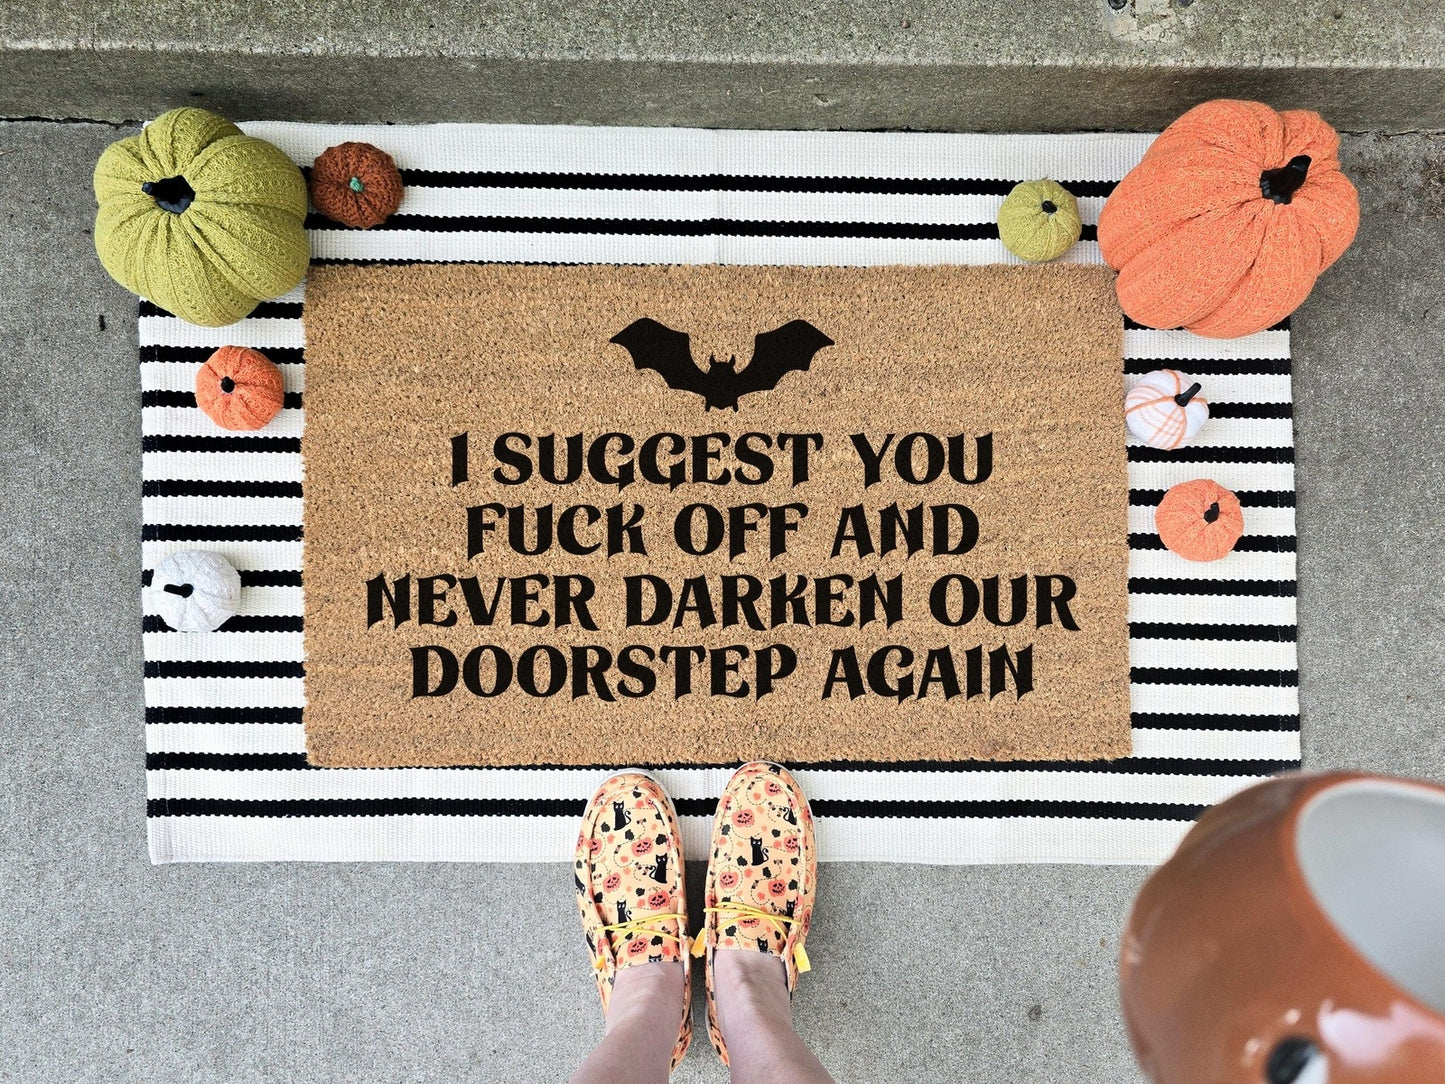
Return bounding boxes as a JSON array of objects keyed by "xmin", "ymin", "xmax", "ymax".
[{"xmin": 3, "ymin": 0, "xmax": 1443, "ymax": 130}]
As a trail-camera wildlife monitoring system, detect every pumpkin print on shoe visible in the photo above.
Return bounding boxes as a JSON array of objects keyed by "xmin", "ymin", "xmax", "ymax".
[
  {"xmin": 574, "ymin": 771, "xmax": 692, "ymax": 1071},
  {"xmin": 692, "ymin": 762, "xmax": 817, "ymax": 1065}
]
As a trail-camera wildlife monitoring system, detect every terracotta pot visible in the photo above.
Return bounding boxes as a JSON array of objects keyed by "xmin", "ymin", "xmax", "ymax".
[{"xmin": 1121, "ymin": 772, "xmax": 1445, "ymax": 1083}]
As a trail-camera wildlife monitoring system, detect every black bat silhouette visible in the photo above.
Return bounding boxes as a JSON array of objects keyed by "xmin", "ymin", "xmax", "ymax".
[{"xmin": 609, "ymin": 317, "xmax": 833, "ymax": 411}]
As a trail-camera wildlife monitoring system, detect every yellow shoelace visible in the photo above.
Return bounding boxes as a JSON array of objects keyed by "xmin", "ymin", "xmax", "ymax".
[
  {"xmin": 690, "ymin": 904, "xmax": 811, "ymax": 974},
  {"xmin": 594, "ymin": 912, "xmax": 690, "ymax": 971}
]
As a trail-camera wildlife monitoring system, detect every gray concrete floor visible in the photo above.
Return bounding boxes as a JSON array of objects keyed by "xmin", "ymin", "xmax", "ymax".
[{"xmin": 1, "ymin": 121, "xmax": 1443, "ymax": 1083}]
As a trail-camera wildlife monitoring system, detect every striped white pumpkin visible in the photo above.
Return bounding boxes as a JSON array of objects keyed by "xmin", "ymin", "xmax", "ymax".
[
  {"xmin": 1125, "ymin": 368, "xmax": 1210, "ymax": 449},
  {"xmin": 149, "ymin": 549, "xmax": 242, "ymax": 632}
]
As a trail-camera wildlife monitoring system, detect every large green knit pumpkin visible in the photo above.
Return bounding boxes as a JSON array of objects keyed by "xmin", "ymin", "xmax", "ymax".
[{"xmin": 93, "ymin": 108, "xmax": 310, "ymax": 327}]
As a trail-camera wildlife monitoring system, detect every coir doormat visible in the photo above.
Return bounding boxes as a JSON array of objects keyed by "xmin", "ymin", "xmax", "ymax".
[
  {"xmin": 301, "ymin": 263, "xmax": 1131, "ymax": 767},
  {"xmin": 141, "ymin": 122, "xmax": 1301, "ymax": 864}
]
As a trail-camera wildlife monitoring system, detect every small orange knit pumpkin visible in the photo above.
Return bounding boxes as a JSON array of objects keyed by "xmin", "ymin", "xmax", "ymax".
[
  {"xmin": 1098, "ymin": 99, "xmax": 1359, "ymax": 338},
  {"xmin": 196, "ymin": 345, "xmax": 285, "ymax": 430},
  {"xmin": 309, "ymin": 142, "xmax": 404, "ymax": 229},
  {"xmin": 1155, "ymin": 479, "xmax": 1244, "ymax": 562}
]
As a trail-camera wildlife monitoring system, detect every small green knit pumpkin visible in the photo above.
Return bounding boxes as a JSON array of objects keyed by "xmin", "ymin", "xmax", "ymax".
[
  {"xmin": 93, "ymin": 108, "xmax": 310, "ymax": 326},
  {"xmin": 997, "ymin": 179, "xmax": 1083, "ymax": 262}
]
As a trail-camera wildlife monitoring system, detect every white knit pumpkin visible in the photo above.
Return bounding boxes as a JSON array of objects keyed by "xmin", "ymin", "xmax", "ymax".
[
  {"xmin": 1125, "ymin": 369, "xmax": 1210, "ymax": 450},
  {"xmin": 149, "ymin": 549, "xmax": 242, "ymax": 632}
]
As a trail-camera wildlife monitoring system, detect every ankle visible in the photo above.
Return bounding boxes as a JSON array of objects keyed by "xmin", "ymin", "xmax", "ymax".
[
  {"xmin": 604, "ymin": 961, "xmax": 685, "ymax": 1035},
  {"xmin": 712, "ymin": 948, "xmax": 791, "ymax": 1040}
]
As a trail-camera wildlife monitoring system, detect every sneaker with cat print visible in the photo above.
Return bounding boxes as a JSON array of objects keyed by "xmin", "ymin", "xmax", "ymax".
[
  {"xmin": 574, "ymin": 771, "xmax": 692, "ymax": 1071},
  {"xmin": 691, "ymin": 761, "xmax": 817, "ymax": 1065}
]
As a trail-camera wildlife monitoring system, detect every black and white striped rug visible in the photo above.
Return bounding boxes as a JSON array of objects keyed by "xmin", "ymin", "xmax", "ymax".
[{"xmin": 140, "ymin": 124, "xmax": 1298, "ymax": 863}]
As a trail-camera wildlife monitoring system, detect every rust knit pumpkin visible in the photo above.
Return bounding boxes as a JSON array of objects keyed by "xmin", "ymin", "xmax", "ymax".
[
  {"xmin": 1155, "ymin": 479, "xmax": 1245, "ymax": 562},
  {"xmin": 1098, "ymin": 99, "xmax": 1359, "ymax": 338},
  {"xmin": 309, "ymin": 142, "xmax": 404, "ymax": 229},
  {"xmin": 196, "ymin": 345, "xmax": 285, "ymax": 430}
]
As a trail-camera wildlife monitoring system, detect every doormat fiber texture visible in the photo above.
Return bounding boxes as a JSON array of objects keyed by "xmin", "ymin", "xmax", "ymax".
[
  {"xmin": 139, "ymin": 123, "xmax": 1301, "ymax": 865},
  {"xmin": 301, "ymin": 262, "xmax": 1131, "ymax": 767}
]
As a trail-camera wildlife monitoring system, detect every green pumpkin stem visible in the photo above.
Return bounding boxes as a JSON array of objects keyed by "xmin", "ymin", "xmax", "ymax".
[
  {"xmin": 141, "ymin": 174, "xmax": 196, "ymax": 214},
  {"xmin": 1174, "ymin": 382, "xmax": 1202, "ymax": 407},
  {"xmin": 1260, "ymin": 155, "xmax": 1312, "ymax": 205},
  {"xmin": 1204, "ymin": 501, "xmax": 1221, "ymax": 524}
]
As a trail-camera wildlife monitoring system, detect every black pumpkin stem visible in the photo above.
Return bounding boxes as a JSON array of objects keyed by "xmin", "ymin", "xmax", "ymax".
[
  {"xmin": 163, "ymin": 582, "xmax": 195, "ymax": 598},
  {"xmin": 142, "ymin": 174, "xmax": 196, "ymax": 214},
  {"xmin": 1040, "ymin": 199, "xmax": 1057, "ymax": 214},
  {"xmin": 1174, "ymin": 382, "xmax": 1202, "ymax": 407},
  {"xmin": 1203, "ymin": 501, "xmax": 1221, "ymax": 524},
  {"xmin": 1260, "ymin": 155, "xmax": 1312, "ymax": 205},
  {"xmin": 220, "ymin": 376, "xmax": 236, "ymax": 394}
]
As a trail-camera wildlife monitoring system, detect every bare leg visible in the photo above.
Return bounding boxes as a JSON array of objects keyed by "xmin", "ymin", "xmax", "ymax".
[
  {"xmin": 713, "ymin": 949, "xmax": 834, "ymax": 1084},
  {"xmin": 569, "ymin": 962, "xmax": 685, "ymax": 1084}
]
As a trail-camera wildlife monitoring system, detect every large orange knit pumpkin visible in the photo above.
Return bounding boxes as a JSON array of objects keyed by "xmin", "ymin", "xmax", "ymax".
[{"xmin": 1098, "ymin": 99, "xmax": 1359, "ymax": 338}]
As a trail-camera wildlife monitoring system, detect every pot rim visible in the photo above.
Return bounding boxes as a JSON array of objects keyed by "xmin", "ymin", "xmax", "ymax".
[{"xmin": 1280, "ymin": 771, "xmax": 1445, "ymax": 1029}]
